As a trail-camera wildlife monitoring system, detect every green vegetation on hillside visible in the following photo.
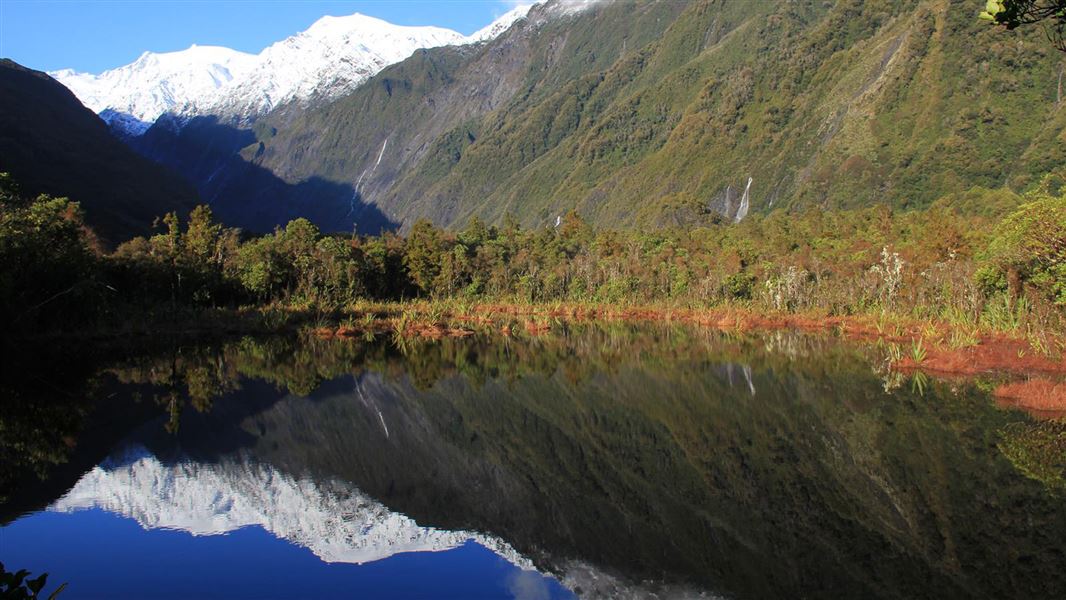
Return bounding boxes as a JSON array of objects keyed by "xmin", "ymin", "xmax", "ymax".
[{"xmin": 214, "ymin": 0, "xmax": 1066, "ymax": 233}]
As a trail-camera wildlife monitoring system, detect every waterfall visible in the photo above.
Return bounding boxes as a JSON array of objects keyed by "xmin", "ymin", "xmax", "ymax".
[
  {"xmin": 350, "ymin": 136, "xmax": 389, "ymax": 217},
  {"xmin": 734, "ymin": 177, "xmax": 752, "ymax": 223}
]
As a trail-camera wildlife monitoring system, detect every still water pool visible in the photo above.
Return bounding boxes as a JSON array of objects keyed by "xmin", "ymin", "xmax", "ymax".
[{"xmin": 2, "ymin": 325, "xmax": 1063, "ymax": 598}]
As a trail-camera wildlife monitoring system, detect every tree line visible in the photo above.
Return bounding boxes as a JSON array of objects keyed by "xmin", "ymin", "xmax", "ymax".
[{"xmin": 1, "ymin": 172, "xmax": 1063, "ymax": 337}]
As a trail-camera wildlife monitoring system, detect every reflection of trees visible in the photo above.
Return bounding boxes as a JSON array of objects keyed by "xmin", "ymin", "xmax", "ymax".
[
  {"xmin": 0, "ymin": 344, "xmax": 97, "ymax": 505},
  {"xmin": 114, "ymin": 329, "xmax": 1061, "ymax": 599},
  {"xmin": 7, "ymin": 326, "xmax": 1065, "ymax": 599},
  {"xmin": 104, "ymin": 325, "xmax": 820, "ymax": 414},
  {"xmin": 0, "ymin": 385, "xmax": 88, "ymax": 503},
  {"xmin": 998, "ymin": 420, "xmax": 1066, "ymax": 492}
]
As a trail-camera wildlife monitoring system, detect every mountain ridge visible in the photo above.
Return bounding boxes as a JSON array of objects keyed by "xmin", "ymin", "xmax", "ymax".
[
  {"xmin": 126, "ymin": 0, "xmax": 684, "ymax": 233},
  {"xmin": 50, "ymin": 6, "xmax": 540, "ymax": 136},
  {"xmin": 0, "ymin": 59, "xmax": 199, "ymax": 243},
  {"xmin": 33, "ymin": 0, "xmax": 1066, "ymax": 237},
  {"xmin": 125, "ymin": 0, "xmax": 1065, "ymax": 235}
]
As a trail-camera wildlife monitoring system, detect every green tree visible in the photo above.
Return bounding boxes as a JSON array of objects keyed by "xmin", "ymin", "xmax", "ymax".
[
  {"xmin": 459, "ymin": 216, "xmax": 490, "ymax": 247},
  {"xmin": 404, "ymin": 219, "xmax": 444, "ymax": 295},
  {"xmin": 236, "ymin": 234, "xmax": 286, "ymax": 300},
  {"xmin": 183, "ymin": 205, "xmax": 222, "ymax": 264},
  {"xmin": 0, "ymin": 174, "xmax": 102, "ymax": 332}
]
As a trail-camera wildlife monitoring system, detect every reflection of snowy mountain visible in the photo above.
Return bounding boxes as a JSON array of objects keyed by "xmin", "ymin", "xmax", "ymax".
[
  {"xmin": 50, "ymin": 446, "xmax": 533, "ymax": 569},
  {"xmin": 560, "ymin": 561, "xmax": 722, "ymax": 600}
]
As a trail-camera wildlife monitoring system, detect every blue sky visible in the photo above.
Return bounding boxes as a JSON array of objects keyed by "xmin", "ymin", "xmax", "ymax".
[{"xmin": 0, "ymin": 1, "xmax": 522, "ymax": 73}]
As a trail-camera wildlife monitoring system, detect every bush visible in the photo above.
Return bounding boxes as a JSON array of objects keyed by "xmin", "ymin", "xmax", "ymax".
[
  {"xmin": 724, "ymin": 272, "xmax": 756, "ymax": 300},
  {"xmin": 0, "ymin": 174, "xmax": 102, "ymax": 332},
  {"xmin": 980, "ymin": 193, "xmax": 1066, "ymax": 305}
]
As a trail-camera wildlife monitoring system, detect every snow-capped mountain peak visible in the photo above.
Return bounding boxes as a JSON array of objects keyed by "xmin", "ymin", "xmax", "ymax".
[
  {"xmin": 204, "ymin": 13, "xmax": 467, "ymax": 119},
  {"xmin": 52, "ymin": 45, "xmax": 257, "ymax": 135},
  {"xmin": 49, "ymin": 7, "xmax": 538, "ymax": 136}
]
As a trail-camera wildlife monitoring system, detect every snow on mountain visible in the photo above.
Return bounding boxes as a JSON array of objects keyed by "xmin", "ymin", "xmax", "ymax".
[
  {"xmin": 200, "ymin": 13, "xmax": 466, "ymax": 119},
  {"xmin": 550, "ymin": 0, "xmax": 612, "ymax": 16},
  {"xmin": 49, "ymin": 9, "xmax": 535, "ymax": 136},
  {"xmin": 467, "ymin": 3, "xmax": 539, "ymax": 44},
  {"xmin": 51, "ymin": 445, "xmax": 538, "ymax": 568},
  {"xmin": 51, "ymin": 45, "xmax": 257, "ymax": 135}
]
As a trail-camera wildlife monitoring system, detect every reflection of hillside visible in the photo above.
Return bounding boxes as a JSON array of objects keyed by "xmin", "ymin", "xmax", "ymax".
[
  {"xmin": 6, "ymin": 327, "xmax": 1065, "ymax": 599},
  {"xmin": 118, "ymin": 332, "xmax": 1065, "ymax": 600}
]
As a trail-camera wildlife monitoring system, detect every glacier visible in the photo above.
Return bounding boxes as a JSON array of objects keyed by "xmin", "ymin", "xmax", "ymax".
[{"xmin": 51, "ymin": 45, "xmax": 257, "ymax": 136}]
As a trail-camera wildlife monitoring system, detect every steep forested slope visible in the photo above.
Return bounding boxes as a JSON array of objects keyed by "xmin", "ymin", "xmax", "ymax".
[
  {"xmin": 0, "ymin": 60, "xmax": 198, "ymax": 243},
  {"xmin": 137, "ymin": 0, "xmax": 1066, "ymax": 233}
]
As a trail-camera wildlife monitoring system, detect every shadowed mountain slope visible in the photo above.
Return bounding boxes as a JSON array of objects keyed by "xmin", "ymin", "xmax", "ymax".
[{"xmin": 0, "ymin": 59, "xmax": 199, "ymax": 243}]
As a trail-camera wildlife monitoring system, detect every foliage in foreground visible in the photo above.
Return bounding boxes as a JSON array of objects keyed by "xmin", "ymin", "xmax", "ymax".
[
  {"xmin": 0, "ymin": 563, "xmax": 64, "ymax": 600},
  {"xmin": 981, "ymin": 0, "xmax": 1066, "ymax": 50}
]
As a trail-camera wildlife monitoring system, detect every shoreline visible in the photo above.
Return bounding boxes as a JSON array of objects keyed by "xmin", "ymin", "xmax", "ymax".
[
  {"xmin": 315, "ymin": 301, "xmax": 1066, "ymax": 372},
  {"xmin": 311, "ymin": 302, "xmax": 1066, "ymax": 414},
  {"xmin": 9, "ymin": 301, "xmax": 1064, "ymax": 411}
]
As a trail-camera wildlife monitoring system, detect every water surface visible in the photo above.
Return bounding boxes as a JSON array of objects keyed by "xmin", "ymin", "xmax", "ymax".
[{"xmin": 2, "ymin": 325, "xmax": 1063, "ymax": 599}]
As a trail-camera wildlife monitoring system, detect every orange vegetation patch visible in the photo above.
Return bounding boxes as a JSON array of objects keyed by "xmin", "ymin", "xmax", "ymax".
[
  {"xmin": 465, "ymin": 303, "xmax": 1066, "ymax": 378},
  {"xmin": 524, "ymin": 320, "xmax": 551, "ymax": 336},
  {"xmin": 312, "ymin": 321, "xmax": 474, "ymax": 340},
  {"xmin": 893, "ymin": 335, "xmax": 1066, "ymax": 377},
  {"xmin": 994, "ymin": 379, "xmax": 1066, "ymax": 419},
  {"xmin": 312, "ymin": 327, "xmax": 337, "ymax": 338}
]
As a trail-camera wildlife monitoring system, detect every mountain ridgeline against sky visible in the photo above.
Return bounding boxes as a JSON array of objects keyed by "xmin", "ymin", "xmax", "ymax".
[
  {"xmin": 49, "ymin": 6, "xmax": 537, "ymax": 136},
  {"xmin": 48, "ymin": 0, "xmax": 1066, "ymax": 235},
  {"xmin": 0, "ymin": 59, "xmax": 198, "ymax": 243}
]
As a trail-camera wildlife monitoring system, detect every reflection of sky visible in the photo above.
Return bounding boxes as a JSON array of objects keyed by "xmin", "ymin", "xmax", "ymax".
[{"xmin": 2, "ymin": 509, "xmax": 574, "ymax": 599}]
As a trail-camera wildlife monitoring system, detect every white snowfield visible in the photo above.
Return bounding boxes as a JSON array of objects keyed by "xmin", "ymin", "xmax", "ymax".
[
  {"xmin": 50, "ymin": 6, "xmax": 539, "ymax": 136},
  {"xmin": 51, "ymin": 445, "xmax": 537, "ymax": 568},
  {"xmin": 51, "ymin": 45, "xmax": 257, "ymax": 135}
]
